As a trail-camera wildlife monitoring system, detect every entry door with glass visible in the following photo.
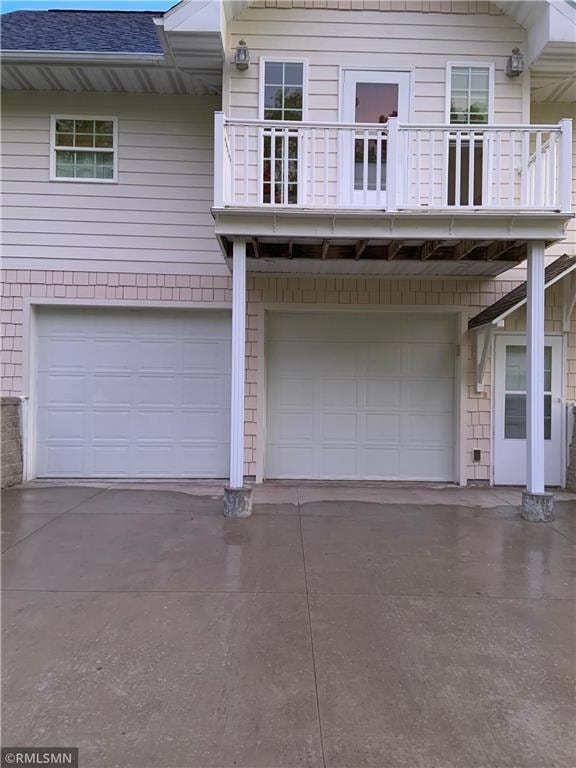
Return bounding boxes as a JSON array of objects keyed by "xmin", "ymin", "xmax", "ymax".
[
  {"xmin": 493, "ymin": 335, "xmax": 563, "ymax": 486},
  {"xmin": 342, "ymin": 70, "xmax": 410, "ymax": 207}
]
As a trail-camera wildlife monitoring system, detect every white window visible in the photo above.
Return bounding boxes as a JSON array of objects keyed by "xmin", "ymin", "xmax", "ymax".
[
  {"xmin": 50, "ymin": 116, "xmax": 117, "ymax": 182},
  {"xmin": 446, "ymin": 64, "xmax": 493, "ymax": 124},
  {"xmin": 260, "ymin": 60, "xmax": 306, "ymax": 121},
  {"xmin": 259, "ymin": 59, "xmax": 307, "ymax": 205}
]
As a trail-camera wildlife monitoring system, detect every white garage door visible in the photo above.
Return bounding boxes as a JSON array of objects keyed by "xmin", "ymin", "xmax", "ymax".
[
  {"xmin": 266, "ymin": 312, "xmax": 456, "ymax": 481},
  {"xmin": 35, "ymin": 307, "xmax": 231, "ymax": 478}
]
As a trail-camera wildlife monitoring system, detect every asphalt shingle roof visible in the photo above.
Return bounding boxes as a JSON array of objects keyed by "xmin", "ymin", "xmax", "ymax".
[
  {"xmin": 0, "ymin": 10, "xmax": 164, "ymax": 54},
  {"xmin": 468, "ymin": 253, "xmax": 576, "ymax": 330}
]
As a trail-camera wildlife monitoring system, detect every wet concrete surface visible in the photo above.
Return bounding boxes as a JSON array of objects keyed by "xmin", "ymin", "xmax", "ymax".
[{"xmin": 2, "ymin": 484, "xmax": 575, "ymax": 767}]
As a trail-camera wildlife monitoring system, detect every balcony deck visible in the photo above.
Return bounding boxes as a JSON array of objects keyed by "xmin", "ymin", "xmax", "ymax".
[{"xmin": 213, "ymin": 114, "xmax": 573, "ymax": 276}]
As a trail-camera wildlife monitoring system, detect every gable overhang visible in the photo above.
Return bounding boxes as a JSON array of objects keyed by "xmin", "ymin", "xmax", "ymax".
[{"xmin": 496, "ymin": 0, "xmax": 576, "ymax": 102}]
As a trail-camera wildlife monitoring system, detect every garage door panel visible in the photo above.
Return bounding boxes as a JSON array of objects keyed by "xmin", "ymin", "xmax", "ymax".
[
  {"xmin": 92, "ymin": 340, "xmax": 133, "ymax": 371},
  {"xmin": 322, "ymin": 413, "xmax": 357, "ymax": 442},
  {"xmin": 268, "ymin": 378, "xmax": 314, "ymax": 408},
  {"xmin": 407, "ymin": 413, "xmax": 453, "ymax": 445},
  {"xmin": 364, "ymin": 413, "xmax": 401, "ymax": 442},
  {"xmin": 321, "ymin": 380, "xmax": 357, "ymax": 408},
  {"xmin": 318, "ymin": 345, "xmax": 358, "ymax": 377},
  {"xmin": 45, "ymin": 444, "xmax": 86, "ymax": 476},
  {"xmin": 407, "ymin": 380, "xmax": 453, "ymax": 411},
  {"xmin": 92, "ymin": 376, "xmax": 131, "ymax": 406},
  {"xmin": 270, "ymin": 412, "xmax": 314, "ymax": 442},
  {"xmin": 132, "ymin": 411, "xmax": 175, "ymax": 441},
  {"xmin": 135, "ymin": 340, "xmax": 180, "ymax": 371},
  {"xmin": 364, "ymin": 344, "xmax": 402, "ymax": 376},
  {"xmin": 320, "ymin": 447, "xmax": 357, "ymax": 478},
  {"xmin": 180, "ymin": 446, "xmax": 228, "ymax": 477},
  {"xmin": 181, "ymin": 376, "xmax": 228, "ymax": 408},
  {"xmin": 131, "ymin": 444, "xmax": 176, "ymax": 476},
  {"xmin": 39, "ymin": 338, "xmax": 87, "ymax": 370},
  {"xmin": 38, "ymin": 374, "xmax": 86, "ymax": 405},
  {"xmin": 365, "ymin": 380, "xmax": 401, "ymax": 409},
  {"xmin": 178, "ymin": 410, "xmax": 230, "ymax": 442},
  {"xmin": 182, "ymin": 341, "xmax": 228, "ymax": 371},
  {"xmin": 36, "ymin": 308, "xmax": 231, "ymax": 478},
  {"xmin": 362, "ymin": 448, "xmax": 401, "ymax": 478},
  {"xmin": 92, "ymin": 411, "xmax": 131, "ymax": 440},
  {"xmin": 400, "ymin": 448, "xmax": 453, "ymax": 480},
  {"xmin": 266, "ymin": 445, "xmax": 314, "ymax": 478},
  {"xmin": 38, "ymin": 410, "xmax": 85, "ymax": 441},
  {"xmin": 135, "ymin": 376, "xmax": 179, "ymax": 407},
  {"xmin": 266, "ymin": 312, "xmax": 456, "ymax": 481},
  {"xmin": 408, "ymin": 344, "xmax": 454, "ymax": 378}
]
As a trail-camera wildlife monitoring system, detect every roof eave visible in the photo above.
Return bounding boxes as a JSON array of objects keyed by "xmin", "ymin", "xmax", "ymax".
[{"xmin": 0, "ymin": 50, "xmax": 166, "ymax": 64}]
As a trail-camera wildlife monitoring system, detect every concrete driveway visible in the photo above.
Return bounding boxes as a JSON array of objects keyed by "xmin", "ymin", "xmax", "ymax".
[{"xmin": 2, "ymin": 483, "xmax": 575, "ymax": 768}]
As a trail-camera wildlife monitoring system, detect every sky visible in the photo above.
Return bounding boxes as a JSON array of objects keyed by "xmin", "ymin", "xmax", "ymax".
[{"xmin": 2, "ymin": 0, "xmax": 175, "ymax": 12}]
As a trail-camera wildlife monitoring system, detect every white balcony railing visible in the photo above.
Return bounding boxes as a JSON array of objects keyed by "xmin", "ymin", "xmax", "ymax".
[{"xmin": 214, "ymin": 114, "xmax": 572, "ymax": 214}]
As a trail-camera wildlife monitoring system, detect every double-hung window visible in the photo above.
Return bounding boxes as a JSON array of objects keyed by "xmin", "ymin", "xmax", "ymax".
[
  {"xmin": 51, "ymin": 116, "xmax": 117, "ymax": 182},
  {"xmin": 446, "ymin": 64, "xmax": 493, "ymax": 206},
  {"xmin": 261, "ymin": 60, "xmax": 306, "ymax": 204}
]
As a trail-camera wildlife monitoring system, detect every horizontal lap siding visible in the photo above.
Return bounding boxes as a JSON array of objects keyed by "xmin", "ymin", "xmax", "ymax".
[
  {"xmin": 227, "ymin": 6, "xmax": 526, "ymax": 124},
  {"xmin": 1, "ymin": 92, "xmax": 226, "ymax": 274}
]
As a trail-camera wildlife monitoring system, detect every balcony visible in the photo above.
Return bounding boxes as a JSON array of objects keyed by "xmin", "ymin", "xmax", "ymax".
[{"xmin": 213, "ymin": 114, "xmax": 573, "ymax": 276}]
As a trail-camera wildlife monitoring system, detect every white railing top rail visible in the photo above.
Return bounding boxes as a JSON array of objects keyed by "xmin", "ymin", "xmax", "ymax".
[
  {"xmin": 222, "ymin": 114, "xmax": 565, "ymax": 133},
  {"xmin": 223, "ymin": 116, "xmax": 390, "ymax": 131}
]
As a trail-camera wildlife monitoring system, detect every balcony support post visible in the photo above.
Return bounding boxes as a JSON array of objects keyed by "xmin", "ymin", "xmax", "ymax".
[
  {"xmin": 386, "ymin": 117, "xmax": 399, "ymax": 211},
  {"xmin": 522, "ymin": 240, "xmax": 554, "ymax": 521},
  {"xmin": 559, "ymin": 119, "xmax": 573, "ymax": 214},
  {"xmin": 214, "ymin": 111, "xmax": 225, "ymax": 208},
  {"xmin": 224, "ymin": 237, "xmax": 253, "ymax": 517}
]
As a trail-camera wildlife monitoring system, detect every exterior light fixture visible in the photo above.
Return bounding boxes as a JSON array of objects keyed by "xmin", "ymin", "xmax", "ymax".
[
  {"xmin": 234, "ymin": 40, "xmax": 250, "ymax": 71},
  {"xmin": 506, "ymin": 47, "xmax": 524, "ymax": 77}
]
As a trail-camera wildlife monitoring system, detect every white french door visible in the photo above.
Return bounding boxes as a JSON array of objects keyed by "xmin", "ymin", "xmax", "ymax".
[
  {"xmin": 341, "ymin": 70, "xmax": 410, "ymax": 207},
  {"xmin": 493, "ymin": 335, "xmax": 563, "ymax": 486}
]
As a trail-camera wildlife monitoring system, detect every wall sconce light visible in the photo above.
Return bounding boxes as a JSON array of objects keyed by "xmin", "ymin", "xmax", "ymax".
[
  {"xmin": 234, "ymin": 40, "xmax": 250, "ymax": 71},
  {"xmin": 506, "ymin": 47, "xmax": 524, "ymax": 77}
]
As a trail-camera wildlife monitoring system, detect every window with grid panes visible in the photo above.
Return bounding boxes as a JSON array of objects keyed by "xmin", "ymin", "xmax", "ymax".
[
  {"xmin": 262, "ymin": 62, "xmax": 304, "ymax": 204},
  {"xmin": 53, "ymin": 118, "xmax": 116, "ymax": 181},
  {"xmin": 447, "ymin": 66, "xmax": 491, "ymax": 205}
]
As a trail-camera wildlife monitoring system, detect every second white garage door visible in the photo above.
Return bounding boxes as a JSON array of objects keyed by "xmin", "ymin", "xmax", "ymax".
[
  {"xmin": 266, "ymin": 312, "xmax": 456, "ymax": 481},
  {"xmin": 35, "ymin": 307, "xmax": 230, "ymax": 478}
]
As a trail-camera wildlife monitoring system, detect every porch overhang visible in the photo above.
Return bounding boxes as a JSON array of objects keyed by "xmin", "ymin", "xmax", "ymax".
[{"xmin": 213, "ymin": 208, "xmax": 572, "ymax": 277}]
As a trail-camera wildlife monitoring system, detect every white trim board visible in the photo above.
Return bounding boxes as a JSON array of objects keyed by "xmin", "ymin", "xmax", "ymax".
[{"xmin": 1, "ymin": 258, "xmax": 231, "ymax": 276}]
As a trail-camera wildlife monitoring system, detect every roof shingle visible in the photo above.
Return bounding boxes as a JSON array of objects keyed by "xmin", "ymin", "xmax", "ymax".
[{"xmin": 0, "ymin": 10, "xmax": 164, "ymax": 55}]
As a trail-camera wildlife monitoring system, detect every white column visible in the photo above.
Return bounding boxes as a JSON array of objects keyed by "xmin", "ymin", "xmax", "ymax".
[
  {"xmin": 229, "ymin": 238, "xmax": 247, "ymax": 489},
  {"xmin": 526, "ymin": 240, "xmax": 546, "ymax": 494}
]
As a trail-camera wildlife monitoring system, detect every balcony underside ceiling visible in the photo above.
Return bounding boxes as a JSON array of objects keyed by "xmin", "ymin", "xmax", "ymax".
[{"xmin": 221, "ymin": 237, "xmax": 540, "ymax": 277}]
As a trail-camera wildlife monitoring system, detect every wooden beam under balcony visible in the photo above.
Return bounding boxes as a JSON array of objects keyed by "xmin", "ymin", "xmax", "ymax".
[
  {"xmin": 452, "ymin": 240, "xmax": 480, "ymax": 260},
  {"xmin": 387, "ymin": 241, "xmax": 403, "ymax": 260},
  {"xmin": 250, "ymin": 237, "xmax": 260, "ymax": 259},
  {"xmin": 355, "ymin": 240, "xmax": 368, "ymax": 260},
  {"xmin": 321, "ymin": 240, "xmax": 331, "ymax": 260},
  {"xmin": 483, "ymin": 241, "xmax": 525, "ymax": 261},
  {"xmin": 420, "ymin": 241, "xmax": 443, "ymax": 260}
]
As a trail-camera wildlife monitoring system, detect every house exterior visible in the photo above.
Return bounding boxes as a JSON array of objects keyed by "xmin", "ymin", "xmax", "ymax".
[{"xmin": 1, "ymin": 0, "xmax": 574, "ymax": 518}]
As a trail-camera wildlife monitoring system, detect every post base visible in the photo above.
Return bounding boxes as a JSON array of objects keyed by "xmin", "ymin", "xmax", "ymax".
[
  {"xmin": 223, "ymin": 486, "xmax": 253, "ymax": 518},
  {"xmin": 521, "ymin": 491, "xmax": 554, "ymax": 522}
]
